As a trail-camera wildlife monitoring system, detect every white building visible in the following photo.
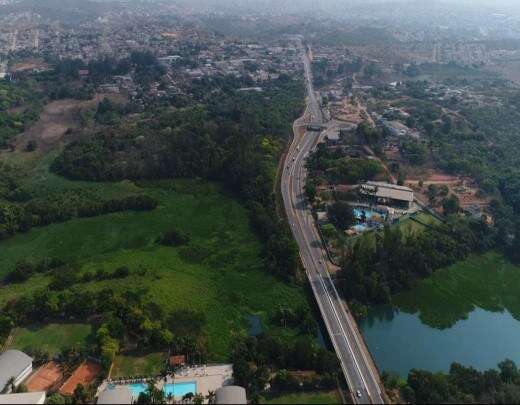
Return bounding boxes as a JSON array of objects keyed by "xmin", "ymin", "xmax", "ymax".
[
  {"xmin": 0, "ymin": 350, "xmax": 33, "ymax": 393},
  {"xmin": 0, "ymin": 391, "xmax": 45, "ymax": 404}
]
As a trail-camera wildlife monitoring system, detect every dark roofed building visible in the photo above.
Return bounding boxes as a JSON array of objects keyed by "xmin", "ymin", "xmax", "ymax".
[{"xmin": 360, "ymin": 181, "xmax": 414, "ymax": 209}]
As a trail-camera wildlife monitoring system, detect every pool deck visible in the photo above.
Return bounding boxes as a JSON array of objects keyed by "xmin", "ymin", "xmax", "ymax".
[
  {"xmin": 97, "ymin": 364, "xmax": 234, "ymax": 404},
  {"xmin": 163, "ymin": 364, "xmax": 233, "ymax": 398}
]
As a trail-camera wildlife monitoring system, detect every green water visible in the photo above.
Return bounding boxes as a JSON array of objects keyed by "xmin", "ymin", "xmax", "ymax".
[{"xmin": 359, "ymin": 306, "xmax": 520, "ymax": 376}]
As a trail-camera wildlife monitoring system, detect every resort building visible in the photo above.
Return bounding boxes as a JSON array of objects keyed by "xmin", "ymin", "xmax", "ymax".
[
  {"xmin": 360, "ymin": 181, "xmax": 414, "ymax": 210},
  {"xmin": 0, "ymin": 350, "xmax": 33, "ymax": 393},
  {"xmin": 0, "ymin": 391, "xmax": 46, "ymax": 404},
  {"xmin": 215, "ymin": 386, "xmax": 247, "ymax": 404},
  {"xmin": 0, "ymin": 391, "xmax": 46, "ymax": 405}
]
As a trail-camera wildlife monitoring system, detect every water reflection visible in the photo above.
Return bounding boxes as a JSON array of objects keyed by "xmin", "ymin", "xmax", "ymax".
[{"xmin": 359, "ymin": 306, "xmax": 520, "ymax": 376}]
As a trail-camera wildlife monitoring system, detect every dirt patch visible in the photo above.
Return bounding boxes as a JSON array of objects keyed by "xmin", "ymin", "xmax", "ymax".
[
  {"xmin": 10, "ymin": 59, "xmax": 50, "ymax": 73},
  {"xmin": 26, "ymin": 361, "xmax": 63, "ymax": 392},
  {"xmin": 406, "ymin": 173, "xmax": 490, "ymax": 211},
  {"xmin": 59, "ymin": 360, "xmax": 102, "ymax": 396},
  {"xmin": 15, "ymin": 93, "xmax": 124, "ymax": 152}
]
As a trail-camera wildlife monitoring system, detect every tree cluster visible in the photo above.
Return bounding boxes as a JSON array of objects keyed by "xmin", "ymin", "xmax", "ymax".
[
  {"xmin": 2, "ymin": 284, "xmax": 208, "ymax": 370},
  {"xmin": 388, "ymin": 360, "xmax": 520, "ymax": 404},
  {"xmin": 232, "ymin": 334, "xmax": 339, "ymax": 402},
  {"xmin": 342, "ymin": 218, "xmax": 496, "ymax": 305},
  {"xmin": 0, "ymin": 193, "xmax": 157, "ymax": 240},
  {"xmin": 52, "ymin": 78, "xmax": 304, "ymax": 281}
]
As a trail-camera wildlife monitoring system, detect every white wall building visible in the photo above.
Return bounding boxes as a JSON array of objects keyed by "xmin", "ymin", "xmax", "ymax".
[{"xmin": 0, "ymin": 350, "xmax": 33, "ymax": 393}]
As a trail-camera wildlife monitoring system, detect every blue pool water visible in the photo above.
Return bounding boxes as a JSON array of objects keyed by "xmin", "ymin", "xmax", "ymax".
[
  {"xmin": 122, "ymin": 382, "xmax": 197, "ymax": 399},
  {"xmin": 164, "ymin": 382, "xmax": 197, "ymax": 398},
  {"xmin": 128, "ymin": 383, "xmax": 148, "ymax": 397},
  {"xmin": 353, "ymin": 208, "xmax": 385, "ymax": 220},
  {"xmin": 354, "ymin": 208, "xmax": 371, "ymax": 219}
]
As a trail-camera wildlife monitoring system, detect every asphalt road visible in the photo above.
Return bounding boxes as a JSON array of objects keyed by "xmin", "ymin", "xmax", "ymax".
[{"xmin": 281, "ymin": 44, "xmax": 385, "ymax": 404}]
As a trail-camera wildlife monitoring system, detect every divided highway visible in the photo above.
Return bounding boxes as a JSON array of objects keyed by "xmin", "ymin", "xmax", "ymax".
[{"xmin": 281, "ymin": 44, "xmax": 385, "ymax": 404}]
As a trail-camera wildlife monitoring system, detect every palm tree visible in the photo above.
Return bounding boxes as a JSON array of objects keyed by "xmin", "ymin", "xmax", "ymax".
[
  {"xmin": 182, "ymin": 392, "xmax": 194, "ymax": 404},
  {"xmin": 2, "ymin": 376, "xmax": 16, "ymax": 394},
  {"xmin": 193, "ymin": 393, "xmax": 204, "ymax": 405},
  {"xmin": 145, "ymin": 381, "xmax": 165, "ymax": 404},
  {"xmin": 205, "ymin": 390, "xmax": 216, "ymax": 404}
]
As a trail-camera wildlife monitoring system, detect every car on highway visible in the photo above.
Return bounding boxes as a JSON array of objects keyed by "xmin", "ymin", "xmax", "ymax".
[{"xmin": 356, "ymin": 390, "xmax": 362, "ymax": 398}]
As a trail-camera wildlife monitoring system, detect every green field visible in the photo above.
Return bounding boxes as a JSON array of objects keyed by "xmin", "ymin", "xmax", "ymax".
[
  {"xmin": 397, "ymin": 212, "xmax": 441, "ymax": 234},
  {"xmin": 262, "ymin": 391, "xmax": 341, "ymax": 404},
  {"xmin": 111, "ymin": 352, "xmax": 165, "ymax": 378},
  {"xmin": 0, "ymin": 158, "xmax": 310, "ymax": 360},
  {"xmin": 394, "ymin": 252, "xmax": 520, "ymax": 329},
  {"xmin": 8, "ymin": 323, "xmax": 92, "ymax": 356}
]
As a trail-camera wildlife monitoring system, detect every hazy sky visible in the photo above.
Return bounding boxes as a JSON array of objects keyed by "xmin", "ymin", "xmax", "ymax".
[{"xmin": 176, "ymin": 0, "xmax": 520, "ymax": 13}]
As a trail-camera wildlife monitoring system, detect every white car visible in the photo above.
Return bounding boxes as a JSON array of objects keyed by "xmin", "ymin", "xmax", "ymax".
[{"xmin": 356, "ymin": 390, "xmax": 362, "ymax": 398}]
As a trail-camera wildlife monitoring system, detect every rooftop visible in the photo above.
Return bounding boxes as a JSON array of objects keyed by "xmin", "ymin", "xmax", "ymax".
[
  {"xmin": 0, "ymin": 391, "xmax": 45, "ymax": 405},
  {"xmin": 362, "ymin": 181, "xmax": 414, "ymax": 203},
  {"xmin": 0, "ymin": 350, "xmax": 33, "ymax": 392}
]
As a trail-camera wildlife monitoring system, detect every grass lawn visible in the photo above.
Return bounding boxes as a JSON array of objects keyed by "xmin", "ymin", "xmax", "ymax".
[
  {"xmin": 8, "ymin": 323, "xmax": 92, "ymax": 356},
  {"xmin": 394, "ymin": 252, "xmax": 520, "ymax": 329},
  {"xmin": 397, "ymin": 212, "xmax": 440, "ymax": 234},
  {"xmin": 111, "ymin": 352, "xmax": 165, "ymax": 378},
  {"xmin": 262, "ymin": 391, "xmax": 341, "ymax": 404},
  {"xmin": 0, "ymin": 159, "xmax": 310, "ymax": 361},
  {"xmin": 347, "ymin": 211, "xmax": 439, "ymax": 248}
]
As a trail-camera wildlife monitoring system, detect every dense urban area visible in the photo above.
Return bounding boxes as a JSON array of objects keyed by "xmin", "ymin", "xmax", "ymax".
[{"xmin": 2, "ymin": 0, "xmax": 520, "ymax": 404}]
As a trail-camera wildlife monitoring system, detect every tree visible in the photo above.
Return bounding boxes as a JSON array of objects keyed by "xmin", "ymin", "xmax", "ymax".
[
  {"xmin": 499, "ymin": 359, "xmax": 519, "ymax": 383},
  {"xmin": 193, "ymin": 393, "xmax": 205, "ymax": 405},
  {"xmin": 46, "ymin": 394, "xmax": 69, "ymax": 404},
  {"xmin": 427, "ymin": 184, "xmax": 438, "ymax": 205},
  {"xmin": 442, "ymin": 195, "xmax": 460, "ymax": 215},
  {"xmin": 2, "ymin": 376, "xmax": 16, "ymax": 394},
  {"xmin": 160, "ymin": 228, "xmax": 190, "ymax": 247},
  {"xmin": 25, "ymin": 140, "xmax": 37, "ymax": 152},
  {"xmin": 206, "ymin": 390, "xmax": 216, "ymax": 403},
  {"xmin": 305, "ymin": 182, "xmax": 317, "ymax": 204},
  {"xmin": 328, "ymin": 201, "xmax": 355, "ymax": 230},
  {"xmin": 144, "ymin": 381, "xmax": 165, "ymax": 404},
  {"xmin": 73, "ymin": 384, "xmax": 89, "ymax": 403}
]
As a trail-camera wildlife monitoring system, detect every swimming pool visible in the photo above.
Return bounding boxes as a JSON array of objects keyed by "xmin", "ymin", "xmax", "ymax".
[
  {"xmin": 128, "ymin": 383, "xmax": 148, "ymax": 398},
  {"xmin": 353, "ymin": 208, "xmax": 386, "ymax": 221},
  {"xmin": 164, "ymin": 382, "xmax": 197, "ymax": 398},
  {"xmin": 112, "ymin": 381, "xmax": 197, "ymax": 399}
]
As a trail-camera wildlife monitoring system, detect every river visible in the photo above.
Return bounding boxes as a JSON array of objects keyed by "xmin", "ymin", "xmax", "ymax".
[{"xmin": 359, "ymin": 305, "xmax": 520, "ymax": 376}]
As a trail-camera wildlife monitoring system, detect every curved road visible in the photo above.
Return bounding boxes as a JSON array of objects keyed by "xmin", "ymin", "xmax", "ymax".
[{"xmin": 281, "ymin": 43, "xmax": 384, "ymax": 404}]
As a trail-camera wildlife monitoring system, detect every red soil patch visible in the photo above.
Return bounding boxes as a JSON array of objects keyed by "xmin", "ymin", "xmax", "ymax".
[
  {"xmin": 428, "ymin": 174, "xmax": 459, "ymax": 182},
  {"xmin": 26, "ymin": 361, "xmax": 63, "ymax": 392},
  {"xmin": 59, "ymin": 360, "xmax": 102, "ymax": 396}
]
